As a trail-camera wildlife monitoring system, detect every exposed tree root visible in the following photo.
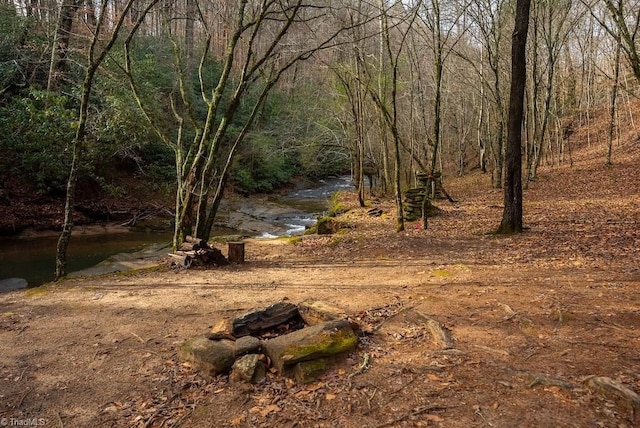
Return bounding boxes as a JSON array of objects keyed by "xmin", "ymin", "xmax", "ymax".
[
  {"xmin": 583, "ymin": 375, "xmax": 640, "ymax": 416},
  {"xmin": 375, "ymin": 404, "xmax": 450, "ymax": 428},
  {"xmin": 347, "ymin": 352, "xmax": 371, "ymax": 387},
  {"xmin": 406, "ymin": 310, "xmax": 454, "ymax": 349},
  {"xmin": 508, "ymin": 370, "xmax": 576, "ymax": 390},
  {"xmin": 527, "ymin": 374, "xmax": 576, "ymax": 390},
  {"xmin": 496, "ymin": 301, "xmax": 517, "ymax": 320}
]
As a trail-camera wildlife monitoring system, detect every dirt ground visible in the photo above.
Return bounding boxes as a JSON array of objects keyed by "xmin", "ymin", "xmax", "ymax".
[{"xmin": 1, "ymin": 144, "xmax": 639, "ymax": 428}]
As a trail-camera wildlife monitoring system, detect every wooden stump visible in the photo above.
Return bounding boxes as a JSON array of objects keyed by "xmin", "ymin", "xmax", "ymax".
[{"xmin": 228, "ymin": 241, "xmax": 245, "ymax": 264}]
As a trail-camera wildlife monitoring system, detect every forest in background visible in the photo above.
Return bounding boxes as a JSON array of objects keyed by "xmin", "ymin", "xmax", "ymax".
[{"xmin": 0, "ymin": 0, "xmax": 637, "ymax": 242}]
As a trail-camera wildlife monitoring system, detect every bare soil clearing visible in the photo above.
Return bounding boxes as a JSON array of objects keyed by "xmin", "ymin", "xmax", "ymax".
[{"xmin": 1, "ymin": 146, "xmax": 639, "ymax": 427}]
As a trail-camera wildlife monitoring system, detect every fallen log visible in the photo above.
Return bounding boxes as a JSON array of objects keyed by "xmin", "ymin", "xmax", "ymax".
[{"xmin": 179, "ymin": 242, "xmax": 200, "ymax": 251}]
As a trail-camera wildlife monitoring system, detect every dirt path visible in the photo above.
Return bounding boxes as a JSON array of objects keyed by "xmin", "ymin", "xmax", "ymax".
[{"xmin": 1, "ymin": 150, "xmax": 639, "ymax": 427}]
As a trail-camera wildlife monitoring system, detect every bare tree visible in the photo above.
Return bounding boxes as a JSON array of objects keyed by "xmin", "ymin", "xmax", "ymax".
[
  {"xmin": 466, "ymin": 0, "xmax": 511, "ymax": 188},
  {"xmin": 331, "ymin": 1, "xmax": 374, "ymax": 207},
  {"xmin": 360, "ymin": 1, "xmax": 420, "ymax": 232},
  {"xmin": 126, "ymin": 0, "xmax": 371, "ymax": 247},
  {"xmin": 413, "ymin": 0, "xmax": 469, "ymax": 176},
  {"xmin": 55, "ymin": 0, "xmax": 157, "ymax": 279},
  {"xmin": 47, "ymin": 0, "xmax": 81, "ymax": 91},
  {"xmin": 497, "ymin": 0, "xmax": 531, "ymax": 234},
  {"xmin": 606, "ymin": 29, "xmax": 622, "ymax": 166},
  {"xmin": 583, "ymin": 0, "xmax": 640, "ymax": 85},
  {"xmin": 524, "ymin": 0, "xmax": 574, "ymax": 185}
]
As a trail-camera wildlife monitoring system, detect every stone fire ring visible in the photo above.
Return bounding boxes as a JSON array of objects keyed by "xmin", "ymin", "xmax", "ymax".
[{"xmin": 178, "ymin": 300, "xmax": 359, "ymax": 384}]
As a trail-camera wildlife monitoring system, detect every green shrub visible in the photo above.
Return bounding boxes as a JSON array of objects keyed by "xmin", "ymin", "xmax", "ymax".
[
  {"xmin": 233, "ymin": 133, "xmax": 297, "ymax": 193},
  {"xmin": 0, "ymin": 89, "xmax": 76, "ymax": 194},
  {"xmin": 327, "ymin": 191, "xmax": 349, "ymax": 217}
]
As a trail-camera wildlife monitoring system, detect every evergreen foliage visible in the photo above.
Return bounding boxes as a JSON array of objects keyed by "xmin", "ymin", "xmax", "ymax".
[{"xmin": 0, "ymin": 89, "xmax": 75, "ymax": 194}]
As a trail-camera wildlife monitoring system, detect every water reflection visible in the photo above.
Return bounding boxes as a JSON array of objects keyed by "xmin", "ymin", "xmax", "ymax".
[
  {"xmin": 0, "ymin": 230, "xmax": 172, "ymax": 289},
  {"xmin": 0, "ymin": 176, "xmax": 354, "ymax": 288}
]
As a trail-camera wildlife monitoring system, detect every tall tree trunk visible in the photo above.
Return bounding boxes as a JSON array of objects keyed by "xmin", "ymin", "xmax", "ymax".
[
  {"xmin": 393, "ymin": 128, "xmax": 404, "ymax": 232},
  {"xmin": 185, "ymin": 0, "xmax": 195, "ymax": 61},
  {"xmin": 528, "ymin": 63, "xmax": 554, "ymax": 184},
  {"xmin": 55, "ymin": 69, "xmax": 94, "ymax": 278},
  {"xmin": 497, "ymin": 0, "xmax": 531, "ymax": 234},
  {"xmin": 355, "ymin": 52, "xmax": 366, "ymax": 206},
  {"xmin": 477, "ymin": 46, "xmax": 487, "ymax": 173},
  {"xmin": 430, "ymin": 1, "xmax": 443, "ymax": 177},
  {"xmin": 606, "ymin": 34, "xmax": 621, "ymax": 166},
  {"xmin": 55, "ymin": 0, "xmax": 140, "ymax": 279},
  {"xmin": 47, "ymin": 0, "xmax": 80, "ymax": 91},
  {"xmin": 492, "ymin": 72, "xmax": 505, "ymax": 189}
]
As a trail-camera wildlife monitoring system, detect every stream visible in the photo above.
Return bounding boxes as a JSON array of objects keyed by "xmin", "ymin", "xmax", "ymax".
[{"xmin": 0, "ymin": 176, "xmax": 353, "ymax": 291}]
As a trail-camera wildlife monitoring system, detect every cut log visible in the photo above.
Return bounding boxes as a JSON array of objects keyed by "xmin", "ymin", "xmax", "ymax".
[
  {"xmin": 168, "ymin": 253, "xmax": 192, "ymax": 268},
  {"xmin": 228, "ymin": 242, "xmax": 245, "ymax": 264},
  {"xmin": 179, "ymin": 242, "xmax": 199, "ymax": 251},
  {"xmin": 185, "ymin": 235, "xmax": 208, "ymax": 248}
]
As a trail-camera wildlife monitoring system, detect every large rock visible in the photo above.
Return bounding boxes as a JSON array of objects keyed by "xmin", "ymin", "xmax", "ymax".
[
  {"xmin": 178, "ymin": 336, "xmax": 235, "ymax": 376},
  {"xmin": 262, "ymin": 319, "xmax": 357, "ymax": 373},
  {"xmin": 293, "ymin": 359, "xmax": 328, "ymax": 384},
  {"xmin": 234, "ymin": 335, "xmax": 261, "ymax": 357},
  {"xmin": 298, "ymin": 300, "xmax": 349, "ymax": 326},
  {"xmin": 305, "ymin": 216, "xmax": 340, "ymax": 235},
  {"xmin": 230, "ymin": 354, "xmax": 266, "ymax": 384},
  {"xmin": 0, "ymin": 278, "xmax": 28, "ymax": 293},
  {"xmin": 207, "ymin": 318, "xmax": 235, "ymax": 340}
]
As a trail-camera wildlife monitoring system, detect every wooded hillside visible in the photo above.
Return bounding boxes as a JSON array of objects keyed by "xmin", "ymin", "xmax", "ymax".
[{"xmin": 1, "ymin": 0, "xmax": 638, "ymax": 241}]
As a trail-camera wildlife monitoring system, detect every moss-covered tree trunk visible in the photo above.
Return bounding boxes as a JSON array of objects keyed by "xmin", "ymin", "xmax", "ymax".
[
  {"xmin": 55, "ymin": 0, "xmax": 141, "ymax": 279},
  {"xmin": 55, "ymin": 69, "xmax": 93, "ymax": 279}
]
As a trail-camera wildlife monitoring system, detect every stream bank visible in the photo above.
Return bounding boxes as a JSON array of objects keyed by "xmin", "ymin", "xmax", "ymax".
[{"xmin": 0, "ymin": 176, "xmax": 354, "ymax": 290}]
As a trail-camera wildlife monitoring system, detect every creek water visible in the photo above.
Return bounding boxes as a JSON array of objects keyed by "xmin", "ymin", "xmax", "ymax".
[
  {"xmin": 255, "ymin": 176, "xmax": 355, "ymax": 237},
  {"xmin": 0, "ymin": 176, "xmax": 353, "ymax": 290}
]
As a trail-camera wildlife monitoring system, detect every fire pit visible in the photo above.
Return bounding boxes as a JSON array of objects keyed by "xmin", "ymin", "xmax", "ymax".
[{"xmin": 178, "ymin": 300, "xmax": 359, "ymax": 384}]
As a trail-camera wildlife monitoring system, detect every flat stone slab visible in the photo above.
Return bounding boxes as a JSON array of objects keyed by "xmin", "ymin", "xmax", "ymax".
[
  {"xmin": 207, "ymin": 318, "xmax": 235, "ymax": 340},
  {"xmin": 0, "ymin": 278, "xmax": 28, "ymax": 293},
  {"xmin": 298, "ymin": 299, "xmax": 349, "ymax": 326}
]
